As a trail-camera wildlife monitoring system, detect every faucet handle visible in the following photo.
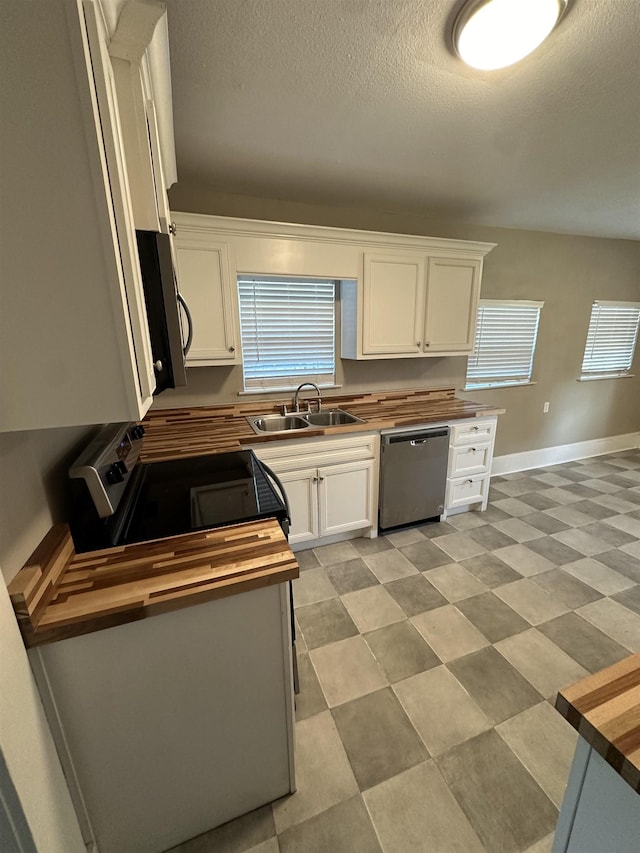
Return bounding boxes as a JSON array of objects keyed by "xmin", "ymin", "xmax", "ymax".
[{"xmin": 281, "ymin": 403, "xmax": 289, "ymax": 416}]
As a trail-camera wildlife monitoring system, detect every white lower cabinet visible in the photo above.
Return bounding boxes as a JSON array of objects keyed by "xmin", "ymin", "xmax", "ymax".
[
  {"xmin": 250, "ymin": 435, "xmax": 378, "ymax": 546},
  {"xmin": 445, "ymin": 416, "xmax": 497, "ymax": 515}
]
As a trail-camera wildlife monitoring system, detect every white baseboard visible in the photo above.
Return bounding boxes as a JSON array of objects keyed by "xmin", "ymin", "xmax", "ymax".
[{"xmin": 492, "ymin": 432, "xmax": 640, "ymax": 476}]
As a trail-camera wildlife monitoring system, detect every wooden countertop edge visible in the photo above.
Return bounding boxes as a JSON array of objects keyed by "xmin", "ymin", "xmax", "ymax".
[
  {"xmin": 8, "ymin": 520, "xmax": 299, "ymax": 648},
  {"xmin": 555, "ymin": 654, "xmax": 640, "ymax": 793}
]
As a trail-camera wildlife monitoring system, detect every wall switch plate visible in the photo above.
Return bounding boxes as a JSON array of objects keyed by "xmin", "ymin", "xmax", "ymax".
[{"xmin": 543, "ymin": 402, "xmax": 550, "ymax": 413}]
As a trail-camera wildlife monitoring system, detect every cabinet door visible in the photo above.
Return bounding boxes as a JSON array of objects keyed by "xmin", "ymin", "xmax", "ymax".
[
  {"xmin": 362, "ymin": 253, "xmax": 425, "ymax": 355},
  {"xmin": 318, "ymin": 460, "xmax": 375, "ymax": 536},
  {"xmin": 279, "ymin": 469, "xmax": 319, "ymax": 545},
  {"xmin": 174, "ymin": 238, "xmax": 241, "ymax": 364},
  {"xmin": 423, "ymin": 257, "xmax": 481, "ymax": 354}
]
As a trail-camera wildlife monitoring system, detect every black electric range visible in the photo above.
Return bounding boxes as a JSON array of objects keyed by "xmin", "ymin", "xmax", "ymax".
[{"xmin": 68, "ymin": 423, "xmax": 289, "ymax": 553}]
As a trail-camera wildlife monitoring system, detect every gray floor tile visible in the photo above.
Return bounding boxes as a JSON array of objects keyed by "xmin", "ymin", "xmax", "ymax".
[
  {"xmin": 365, "ymin": 548, "xmax": 420, "ymax": 582},
  {"xmin": 386, "ymin": 527, "xmax": 426, "ymax": 546},
  {"xmin": 310, "ymin": 636, "xmax": 387, "ymax": 707},
  {"xmin": 496, "ymin": 702, "xmax": 578, "ymax": 807},
  {"xmin": 332, "ymin": 688, "xmax": 428, "ymax": 790},
  {"xmin": 424, "ymin": 563, "xmax": 488, "ymax": 602},
  {"xmin": 495, "ymin": 578, "xmax": 570, "ymax": 625},
  {"xmin": 551, "ymin": 527, "xmax": 612, "ymax": 557},
  {"xmin": 341, "ymin": 585, "xmax": 405, "ymax": 633},
  {"xmin": 398, "ymin": 539, "xmax": 452, "ymax": 571},
  {"xmin": 577, "ymin": 598, "xmax": 640, "ymax": 651},
  {"xmin": 313, "ymin": 540, "xmax": 359, "ymax": 566},
  {"xmin": 325, "ymin": 558, "xmax": 379, "ymax": 595},
  {"xmin": 495, "ymin": 628, "xmax": 588, "ymax": 698},
  {"xmin": 461, "ymin": 552, "xmax": 522, "ymax": 588},
  {"xmin": 518, "ymin": 492, "xmax": 565, "ymax": 511},
  {"xmin": 364, "ymin": 761, "xmax": 485, "ymax": 853},
  {"xmin": 167, "ymin": 804, "xmax": 275, "ymax": 853},
  {"xmin": 295, "ymin": 549, "xmax": 321, "ymax": 571},
  {"xmin": 494, "ymin": 496, "xmax": 547, "ymax": 517},
  {"xmin": 438, "ymin": 729, "xmax": 558, "ymax": 853},
  {"xmin": 384, "ymin": 573, "xmax": 448, "ymax": 616},
  {"xmin": 449, "ymin": 646, "xmax": 542, "ymax": 724},
  {"xmin": 492, "ymin": 543, "xmax": 556, "ymax": 577},
  {"xmin": 456, "ymin": 591, "xmax": 530, "ymax": 642},
  {"xmin": 569, "ymin": 499, "xmax": 618, "ymax": 520},
  {"xmin": 394, "ymin": 666, "xmax": 490, "ymax": 756},
  {"xmin": 364, "ymin": 620, "xmax": 441, "ymax": 683},
  {"xmin": 534, "ymin": 472, "xmax": 575, "ymax": 488},
  {"xmin": 592, "ymin": 493, "xmax": 640, "ymax": 514},
  {"xmin": 295, "ymin": 653, "xmax": 328, "ymax": 721},
  {"xmin": 295, "ymin": 598, "xmax": 358, "ymax": 650},
  {"xmin": 417, "ymin": 520, "xmax": 459, "ymax": 537},
  {"xmin": 594, "ymin": 548, "xmax": 640, "ymax": 583},
  {"xmin": 612, "ymin": 585, "xmax": 640, "ymax": 615},
  {"xmin": 621, "ymin": 539, "xmax": 640, "ymax": 558},
  {"xmin": 272, "ymin": 711, "xmax": 358, "ymax": 833},
  {"xmin": 350, "ymin": 536, "xmax": 393, "ymax": 556},
  {"xmin": 579, "ymin": 520, "xmax": 638, "ymax": 547},
  {"xmin": 411, "ymin": 604, "xmax": 489, "ymax": 662},
  {"xmin": 530, "ymin": 569, "xmax": 603, "ymax": 609},
  {"xmin": 293, "ymin": 567, "xmax": 338, "ymax": 606},
  {"xmin": 554, "ymin": 467, "xmax": 591, "ymax": 483},
  {"xmin": 537, "ymin": 612, "xmax": 630, "ymax": 673},
  {"xmin": 278, "ymin": 796, "xmax": 381, "ymax": 853},
  {"xmin": 525, "ymin": 536, "xmax": 584, "ymax": 565},
  {"xmin": 466, "ymin": 524, "xmax": 518, "ymax": 550},
  {"xmin": 477, "ymin": 504, "xmax": 512, "ymax": 523},
  {"xmin": 559, "ymin": 482, "xmax": 603, "ymax": 499},
  {"xmin": 605, "ymin": 513, "xmax": 640, "ymax": 538},
  {"xmin": 543, "ymin": 505, "xmax": 596, "ymax": 527},
  {"xmin": 492, "ymin": 476, "xmax": 546, "ymax": 497},
  {"xmin": 447, "ymin": 511, "xmax": 489, "ymax": 531},
  {"xmin": 561, "ymin": 557, "xmax": 635, "ymax": 594},
  {"xmin": 520, "ymin": 511, "xmax": 570, "ymax": 535},
  {"xmin": 492, "ymin": 518, "xmax": 546, "ymax": 543},
  {"xmin": 434, "ymin": 532, "xmax": 488, "ymax": 561}
]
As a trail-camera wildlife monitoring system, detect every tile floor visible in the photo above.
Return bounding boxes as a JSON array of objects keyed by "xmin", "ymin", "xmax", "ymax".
[{"xmin": 169, "ymin": 450, "xmax": 640, "ymax": 853}]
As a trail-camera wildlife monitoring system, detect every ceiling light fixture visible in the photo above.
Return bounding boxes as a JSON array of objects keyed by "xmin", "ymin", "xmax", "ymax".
[{"xmin": 453, "ymin": 0, "xmax": 568, "ymax": 71}]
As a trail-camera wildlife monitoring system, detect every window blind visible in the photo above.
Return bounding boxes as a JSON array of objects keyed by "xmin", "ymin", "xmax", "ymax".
[
  {"xmin": 581, "ymin": 301, "xmax": 640, "ymax": 378},
  {"xmin": 238, "ymin": 276, "xmax": 336, "ymax": 391},
  {"xmin": 465, "ymin": 300, "xmax": 543, "ymax": 389}
]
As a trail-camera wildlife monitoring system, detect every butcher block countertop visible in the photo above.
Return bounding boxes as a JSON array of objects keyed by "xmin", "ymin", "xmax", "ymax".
[
  {"xmin": 141, "ymin": 386, "xmax": 504, "ymax": 462},
  {"xmin": 556, "ymin": 654, "xmax": 640, "ymax": 793},
  {"xmin": 8, "ymin": 520, "xmax": 298, "ymax": 648}
]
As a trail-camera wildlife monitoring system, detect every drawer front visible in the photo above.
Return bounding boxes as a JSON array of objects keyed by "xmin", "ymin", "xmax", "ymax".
[
  {"xmin": 449, "ymin": 443, "xmax": 492, "ymax": 477},
  {"xmin": 450, "ymin": 419, "xmax": 495, "ymax": 446},
  {"xmin": 248, "ymin": 433, "xmax": 378, "ymax": 471},
  {"xmin": 446, "ymin": 475, "xmax": 488, "ymax": 508}
]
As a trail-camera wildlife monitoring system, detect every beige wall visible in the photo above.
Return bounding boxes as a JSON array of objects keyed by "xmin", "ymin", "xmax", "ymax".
[
  {"xmin": 0, "ymin": 427, "xmax": 94, "ymax": 853},
  {"xmin": 165, "ymin": 186, "xmax": 640, "ymax": 456}
]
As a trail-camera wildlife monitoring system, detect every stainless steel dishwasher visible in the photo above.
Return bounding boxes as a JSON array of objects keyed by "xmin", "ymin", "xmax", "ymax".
[{"xmin": 379, "ymin": 426, "xmax": 449, "ymax": 531}]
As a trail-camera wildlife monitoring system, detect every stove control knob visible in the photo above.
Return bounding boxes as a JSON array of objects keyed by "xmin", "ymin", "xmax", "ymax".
[
  {"xmin": 130, "ymin": 425, "xmax": 145, "ymax": 440},
  {"xmin": 114, "ymin": 460, "xmax": 128, "ymax": 475},
  {"xmin": 106, "ymin": 464, "xmax": 124, "ymax": 485}
]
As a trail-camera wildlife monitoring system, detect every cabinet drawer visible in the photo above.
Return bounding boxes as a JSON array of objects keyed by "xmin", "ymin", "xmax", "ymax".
[
  {"xmin": 450, "ymin": 419, "xmax": 495, "ymax": 446},
  {"xmin": 446, "ymin": 475, "xmax": 488, "ymax": 509},
  {"xmin": 448, "ymin": 443, "xmax": 491, "ymax": 477}
]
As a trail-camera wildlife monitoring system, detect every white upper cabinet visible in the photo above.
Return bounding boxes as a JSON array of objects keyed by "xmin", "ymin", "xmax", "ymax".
[
  {"xmin": 361, "ymin": 253, "xmax": 426, "ymax": 356},
  {"xmin": 172, "ymin": 224, "xmax": 242, "ymax": 366},
  {"xmin": 423, "ymin": 257, "xmax": 481, "ymax": 354},
  {"xmin": 0, "ymin": 0, "xmax": 179, "ymax": 432}
]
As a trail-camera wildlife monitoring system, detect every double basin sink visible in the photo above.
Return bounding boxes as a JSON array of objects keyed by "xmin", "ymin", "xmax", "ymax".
[{"xmin": 247, "ymin": 408, "xmax": 365, "ymax": 435}]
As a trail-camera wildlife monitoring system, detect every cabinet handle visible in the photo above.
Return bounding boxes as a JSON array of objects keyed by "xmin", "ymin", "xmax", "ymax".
[{"xmin": 228, "ymin": 346, "xmax": 235, "ymax": 353}]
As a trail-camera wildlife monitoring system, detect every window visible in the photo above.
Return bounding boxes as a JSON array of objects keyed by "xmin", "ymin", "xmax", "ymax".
[
  {"xmin": 465, "ymin": 299, "xmax": 543, "ymax": 389},
  {"xmin": 580, "ymin": 301, "xmax": 640, "ymax": 380},
  {"xmin": 238, "ymin": 275, "xmax": 336, "ymax": 391}
]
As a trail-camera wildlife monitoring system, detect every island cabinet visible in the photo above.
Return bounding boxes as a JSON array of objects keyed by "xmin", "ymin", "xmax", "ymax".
[
  {"xmin": 341, "ymin": 252, "xmax": 484, "ymax": 360},
  {"xmin": 250, "ymin": 434, "xmax": 379, "ymax": 545},
  {"xmin": 0, "ymin": 0, "xmax": 181, "ymax": 431}
]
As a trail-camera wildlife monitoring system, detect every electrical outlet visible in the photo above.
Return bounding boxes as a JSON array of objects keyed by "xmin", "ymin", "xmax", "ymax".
[{"xmin": 543, "ymin": 401, "xmax": 550, "ymax": 413}]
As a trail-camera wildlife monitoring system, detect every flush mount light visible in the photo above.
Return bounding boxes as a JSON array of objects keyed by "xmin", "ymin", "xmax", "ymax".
[{"xmin": 453, "ymin": 0, "xmax": 568, "ymax": 71}]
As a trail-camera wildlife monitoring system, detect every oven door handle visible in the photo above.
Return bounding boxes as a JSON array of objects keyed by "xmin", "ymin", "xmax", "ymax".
[{"xmin": 259, "ymin": 460, "xmax": 290, "ymax": 527}]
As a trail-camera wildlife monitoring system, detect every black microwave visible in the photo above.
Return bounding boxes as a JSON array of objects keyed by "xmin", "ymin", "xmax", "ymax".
[{"xmin": 136, "ymin": 230, "xmax": 192, "ymax": 395}]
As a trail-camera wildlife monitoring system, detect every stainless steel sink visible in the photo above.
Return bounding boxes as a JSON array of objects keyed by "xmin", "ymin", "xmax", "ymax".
[
  {"xmin": 302, "ymin": 409, "xmax": 365, "ymax": 427},
  {"xmin": 246, "ymin": 408, "xmax": 366, "ymax": 435},
  {"xmin": 246, "ymin": 414, "xmax": 311, "ymax": 434}
]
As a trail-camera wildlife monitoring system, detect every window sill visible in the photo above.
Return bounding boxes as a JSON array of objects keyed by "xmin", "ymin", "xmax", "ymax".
[
  {"xmin": 464, "ymin": 381, "xmax": 537, "ymax": 391},
  {"xmin": 238, "ymin": 384, "xmax": 343, "ymax": 396},
  {"xmin": 577, "ymin": 374, "xmax": 635, "ymax": 382}
]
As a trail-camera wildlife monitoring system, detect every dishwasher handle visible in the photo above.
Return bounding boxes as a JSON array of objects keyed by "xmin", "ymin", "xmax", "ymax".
[{"xmin": 383, "ymin": 427, "xmax": 449, "ymax": 446}]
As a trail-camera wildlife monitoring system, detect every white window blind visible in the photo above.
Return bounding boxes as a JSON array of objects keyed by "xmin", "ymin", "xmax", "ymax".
[
  {"xmin": 580, "ymin": 301, "xmax": 640, "ymax": 379},
  {"xmin": 465, "ymin": 300, "xmax": 543, "ymax": 389},
  {"xmin": 238, "ymin": 276, "xmax": 336, "ymax": 391}
]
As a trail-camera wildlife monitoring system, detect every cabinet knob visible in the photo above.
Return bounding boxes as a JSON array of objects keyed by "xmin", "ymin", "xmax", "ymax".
[
  {"xmin": 467, "ymin": 479, "xmax": 473, "ymax": 484},
  {"xmin": 169, "ymin": 222, "xmax": 177, "ymax": 235},
  {"xmin": 416, "ymin": 341, "xmax": 421, "ymax": 347},
  {"xmin": 312, "ymin": 475, "xmax": 319, "ymax": 483},
  {"xmin": 228, "ymin": 346, "xmax": 235, "ymax": 353},
  {"xmin": 154, "ymin": 360, "xmax": 163, "ymax": 372},
  {"xmin": 473, "ymin": 425, "xmax": 479, "ymax": 431},
  {"xmin": 424, "ymin": 341, "xmax": 430, "ymax": 347},
  {"xmin": 471, "ymin": 447, "xmax": 476, "ymax": 452}
]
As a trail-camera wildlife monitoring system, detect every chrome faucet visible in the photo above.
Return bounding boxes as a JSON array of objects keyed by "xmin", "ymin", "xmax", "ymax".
[{"xmin": 293, "ymin": 382, "xmax": 322, "ymax": 413}]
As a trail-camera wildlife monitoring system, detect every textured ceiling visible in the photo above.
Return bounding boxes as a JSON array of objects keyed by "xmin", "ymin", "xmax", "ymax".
[{"xmin": 165, "ymin": 0, "xmax": 640, "ymax": 239}]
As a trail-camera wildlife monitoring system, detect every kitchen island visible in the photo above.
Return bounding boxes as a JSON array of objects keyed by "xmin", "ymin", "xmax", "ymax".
[
  {"xmin": 553, "ymin": 654, "xmax": 640, "ymax": 853},
  {"xmin": 8, "ymin": 520, "xmax": 299, "ymax": 853}
]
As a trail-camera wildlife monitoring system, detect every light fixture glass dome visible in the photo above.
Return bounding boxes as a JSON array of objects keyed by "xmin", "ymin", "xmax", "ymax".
[{"xmin": 454, "ymin": 0, "xmax": 567, "ymax": 71}]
